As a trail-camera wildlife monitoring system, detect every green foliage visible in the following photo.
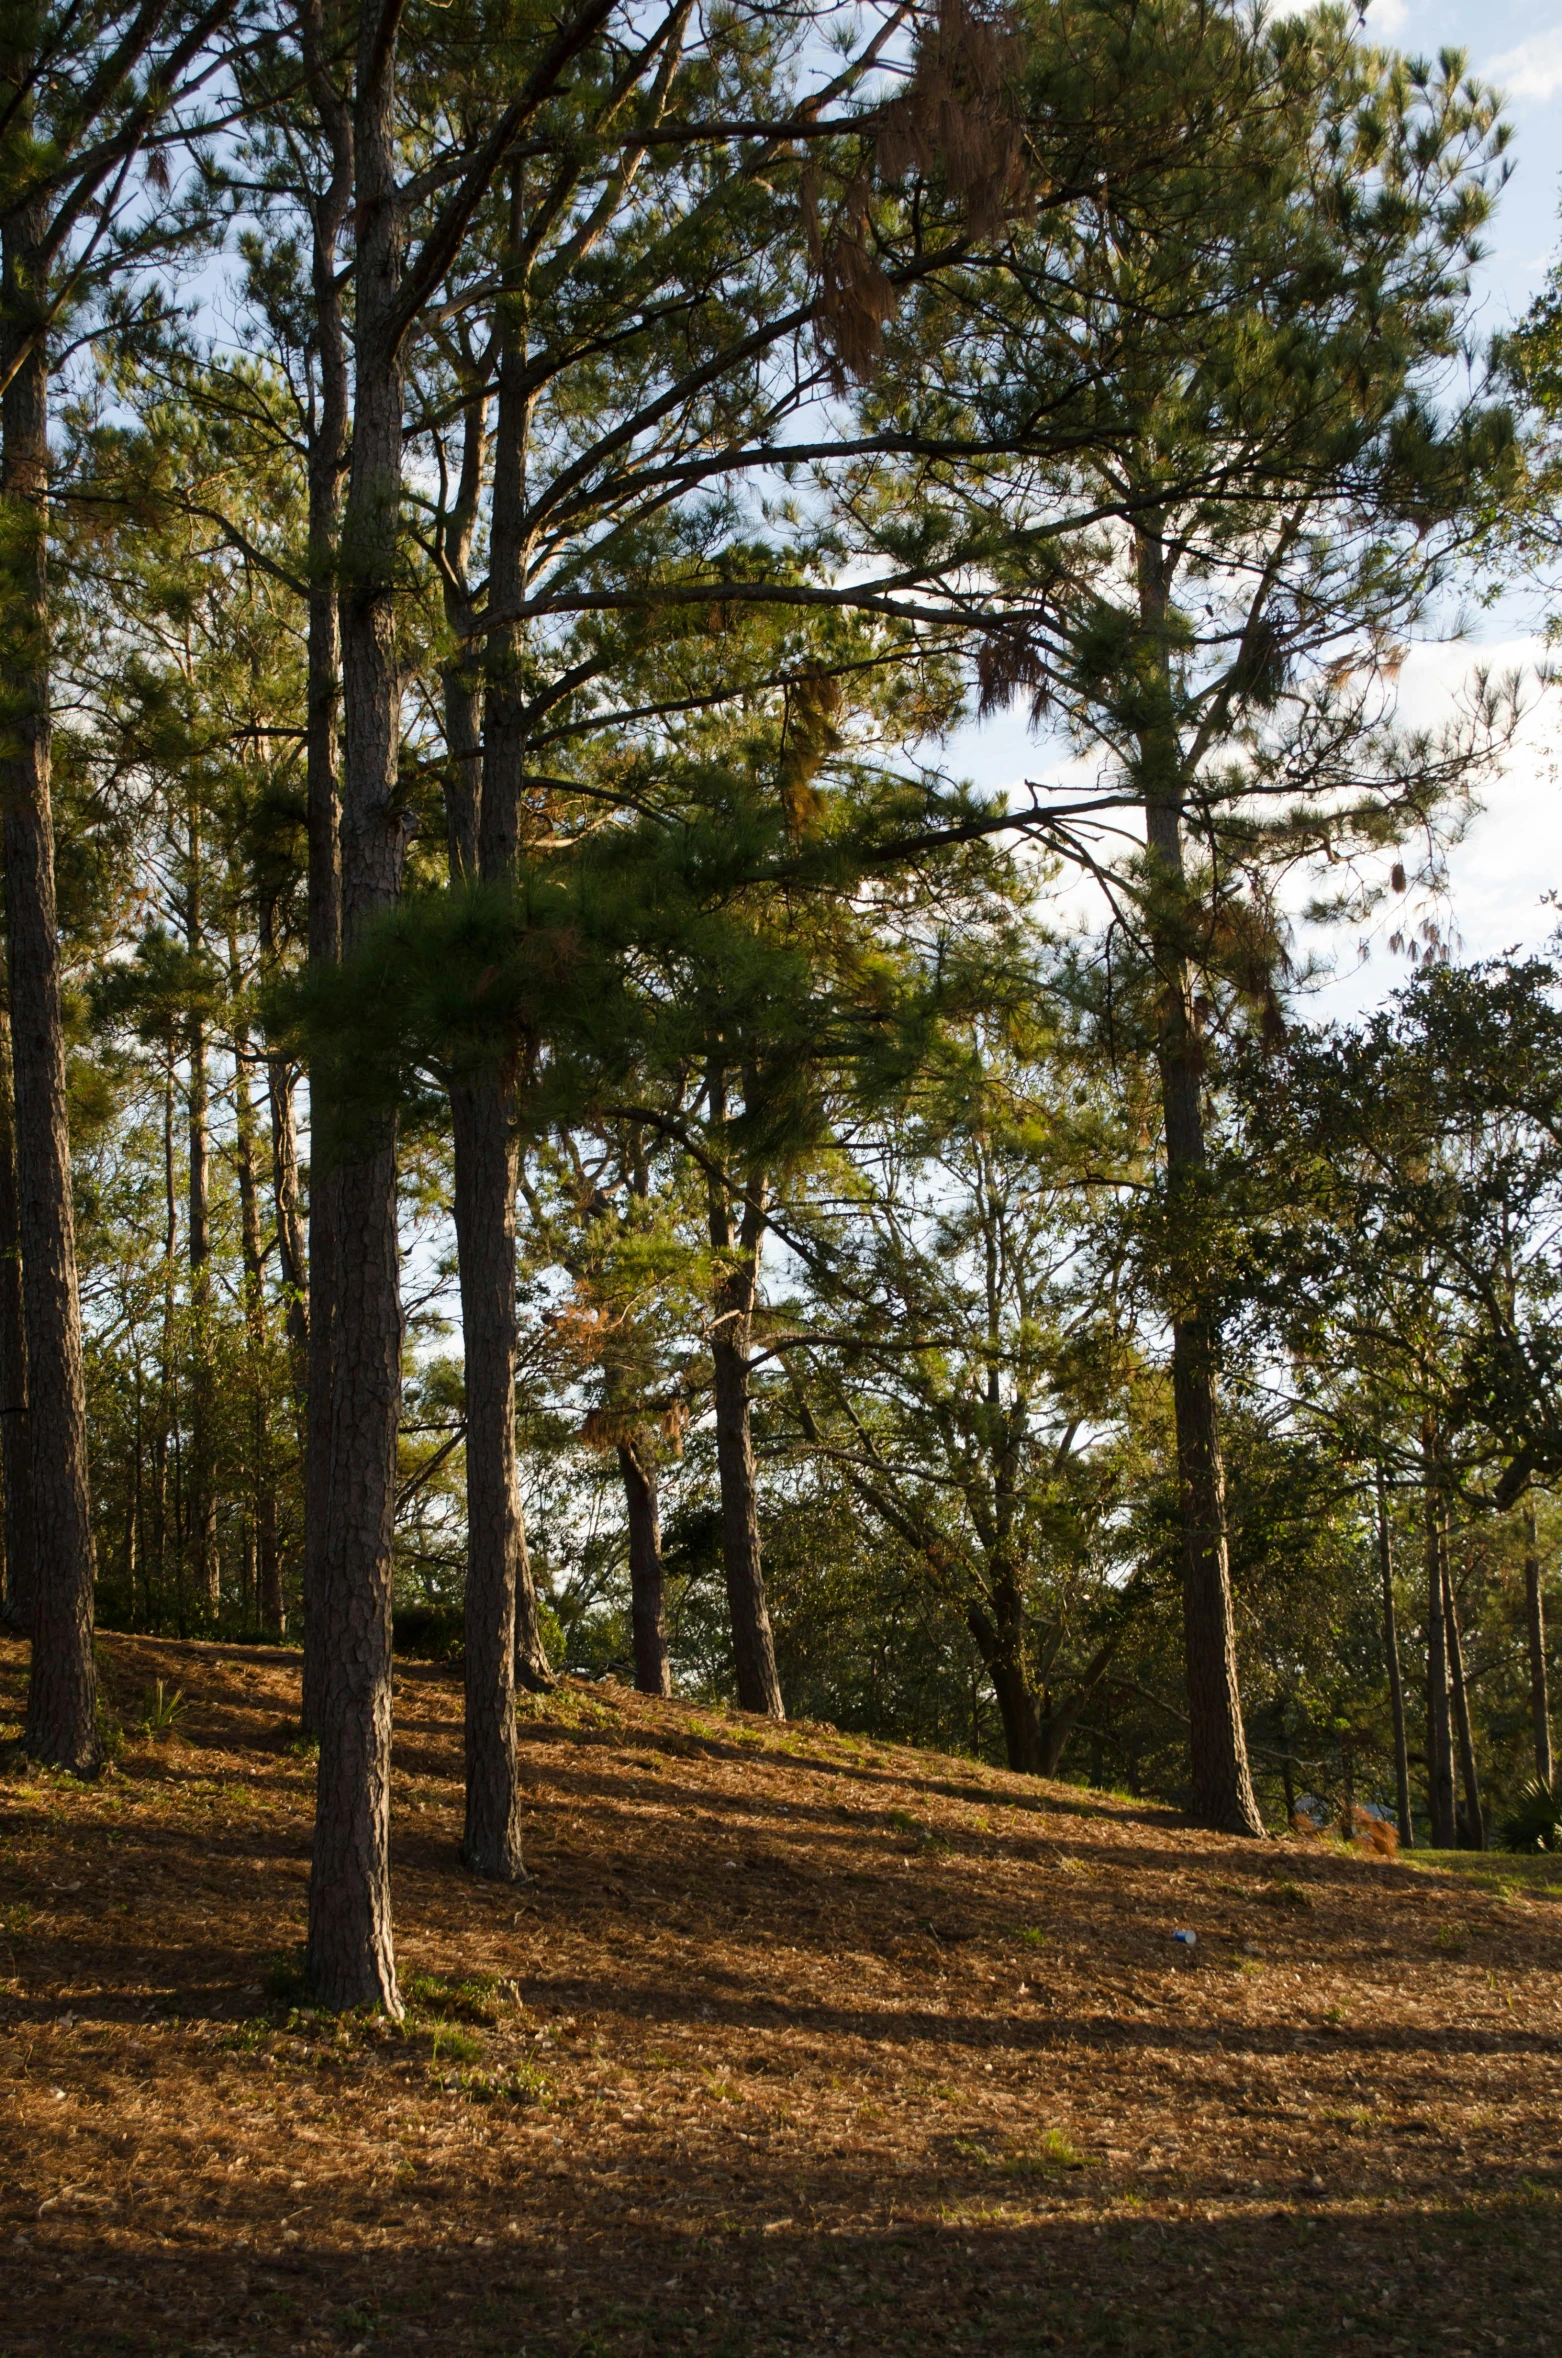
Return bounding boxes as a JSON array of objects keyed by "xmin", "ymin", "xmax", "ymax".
[
  {"xmin": 13, "ymin": 0, "xmax": 1557, "ymax": 1860},
  {"xmin": 139, "ymin": 1681, "xmax": 186, "ymax": 1741},
  {"xmin": 1498, "ymin": 1782, "xmax": 1562, "ymax": 1855}
]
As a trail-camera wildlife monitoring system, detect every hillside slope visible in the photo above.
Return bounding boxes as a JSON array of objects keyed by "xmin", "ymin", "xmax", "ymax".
[{"xmin": 1, "ymin": 1632, "xmax": 1558, "ymax": 2356}]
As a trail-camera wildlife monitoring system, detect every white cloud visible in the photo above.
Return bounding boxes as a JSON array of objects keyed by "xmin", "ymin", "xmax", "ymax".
[
  {"xmin": 1485, "ymin": 27, "xmax": 1562, "ymax": 104},
  {"xmin": 1265, "ymin": 0, "xmax": 1407, "ymax": 29}
]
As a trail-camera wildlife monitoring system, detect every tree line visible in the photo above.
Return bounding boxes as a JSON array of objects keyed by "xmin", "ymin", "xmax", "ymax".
[{"xmin": 1, "ymin": 0, "xmax": 1559, "ymax": 2011}]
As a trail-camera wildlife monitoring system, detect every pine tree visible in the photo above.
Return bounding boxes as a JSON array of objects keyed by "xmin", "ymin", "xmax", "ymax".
[
  {"xmin": 0, "ymin": 0, "xmax": 257, "ymax": 1766},
  {"xmin": 833, "ymin": 4, "xmax": 1515, "ymax": 1829}
]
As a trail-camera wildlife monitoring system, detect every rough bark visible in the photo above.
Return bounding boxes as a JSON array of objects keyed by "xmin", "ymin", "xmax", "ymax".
[
  {"xmin": 308, "ymin": 1136, "xmax": 402, "ymax": 2011},
  {"xmin": 1522, "ymin": 1503, "xmax": 1554, "ymax": 1791},
  {"xmin": 1376, "ymin": 1466, "xmax": 1414, "ymax": 1848},
  {"xmin": 266, "ymin": 1048, "xmax": 310, "ymax": 1397},
  {"xmin": 478, "ymin": 269, "xmax": 551, "ymax": 1710},
  {"xmin": 443, "ymin": 350, "xmax": 545, "ymax": 1877},
  {"xmin": 707, "ymin": 1133, "xmax": 783, "ymax": 1718},
  {"xmin": 451, "ymin": 1076, "xmax": 526, "ymax": 1878},
  {"xmin": 1423, "ymin": 1440, "xmax": 1457, "ymax": 1849},
  {"xmin": 153, "ymin": 1054, "xmax": 177, "ymax": 1623},
  {"xmin": 0, "ymin": 992, "xmax": 34, "ymax": 1631},
  {"xmin": 299, "ymin": 0, "xmax": 351, "ymax": 1748},
  {"xmin": 305, "ymin": 6, "xmax": 404, "ymax": 2017},
  {"xmin": 1443, "ymin": 1552, "xmax": 1484, "ymax": 1850},
  {"xmin": 185, "ymin": 842, "xmax": 218, "ymax": 1617},
  {"xmin": 1, "ymin": 215, "xmax": 97, "ymax": 1771},
  {"xmin": 513, "ymin": 1507, "xmax": 550, "ymax": 1691},
  {"xmin": 619, "ymin": 1436, "xmax": 670, "ymax": 1697},
  {"xmin": 709, "ymin": 1316, "xmax": 782, "ymax": 1715},
  {"xmin": 438, "ymin": 388, "xmax": 485, "ymax": 885},
  {"xmin": 1164, "ymin": 1307, "xmax": 1260, "ymax": 1832},
  {"xmin": 966, "ymin": 1596, "xmax": 1042, "ymax": 1773},
  {"xmin": 1135, "ymin": 534, "xmax": 1261, "ymax": 1839},
  {"xmin": 232, "ymin": 996, "xmax": 283, "ymax": 1637}
]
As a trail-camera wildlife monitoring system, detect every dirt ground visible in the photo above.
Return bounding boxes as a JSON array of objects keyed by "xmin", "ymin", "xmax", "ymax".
[{"xmin": 1, "ymin": 1631, "xmax": 1559, "ymax": 2357}]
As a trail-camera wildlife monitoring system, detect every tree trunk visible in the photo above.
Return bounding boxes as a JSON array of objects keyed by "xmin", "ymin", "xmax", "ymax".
[
  {"xmin": 437, "ymin": 387, "xmax": 485, "ymax": 885},
  {"xmin": 153, "ymin": 1053, "xmax": 177, "ymax": 1626},
  {"xmin": 305, "ymin": 12, "xmax": 404, "ymax": 2017},
  {"xmin": 443, "ymin": 346, "xmax": 546, "ymax": 1878},
  {"xmin": 514, "ymin": 1505, "xmax": 549, "ymax": 1690},
  {"xmin": 966, "ymin": 1595, "xmax": 1042, "ymax": 1773},
  {"xmin": 1037, "ymin": 1629, "xmax": 1128, "ymax": 1777},
  {"xmin": 451, "ymin": 1076, "xmax": 525, "ymax": 1879},
  {"xmin": 1523, "ymin": 1503, "xmax": 1553, "ymax": 1791},
  {"xmin": 1167, "ymin": 1304, "xmax": 1260, "ymax": 1832},
  {"xmin": 1376, "ymin": 1466, "xmax": 1414, "ymax": 1848},
  {"xmin": 266, "ymin": 1047, "xmax": 309, "ymax": 1404},
  {"xmin": 0, "ymin": 992, "xmax": 34, "ymax": 1632},
  {"xmin": 1, "ymin": 216, "xmax": 98, "ymax": 1771},
  {"xmin": 707, "ymin": 1079, "xmax": 783, "ymax": 1718},
  {"xmin": 709, "ymin": 1309, "xmax": 782, "ymax": 1715},
  {"xmin": 233, "ymin": 994, "xmax": 283, "ymax": 1637},
  {"xmin": 185, "ymin": 838, "xmax": 218, "ymax": 1618},
  {"xmin": 299, "ymin": 0, "xmax": 351, "ymax": 1748},
  {"xmin": 1135, "ymin": 534, "xmax": 1260, "ymax": 1838},
  {"xmin": 1423, "ymin": 1442, "xmax": 1457, "ymax": 1848},
  {"xmin": 618, "ymin": 1436, "xmax": 670, "ymax": 1696},
  {"xmin": 474, "ymin": 202, "xmax": 552, "ymax": 1713},
  {"xmin": 1443, "ymin": 1545, "xmax": 1484, "ymax": 1850}
]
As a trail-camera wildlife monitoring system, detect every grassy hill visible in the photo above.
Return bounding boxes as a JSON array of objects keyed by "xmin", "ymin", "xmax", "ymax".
[{"xmin": 1, "ymin": 1631, "xmax": 1558, "ymax": 2356}]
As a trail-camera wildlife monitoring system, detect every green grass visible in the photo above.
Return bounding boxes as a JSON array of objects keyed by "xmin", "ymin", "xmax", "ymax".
[
  {"xmin": 1400, "ymin": 1851, "xmax": 1562, "ymax": 1899},
  {"xmin": 403, "ymin": 1970, "xmax": 503, "ymax": 2022}
]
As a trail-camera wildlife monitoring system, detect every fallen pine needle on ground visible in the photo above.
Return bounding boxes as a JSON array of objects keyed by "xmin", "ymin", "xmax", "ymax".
[{"xmin": 1, "ymin": 1631, "xmax": 1558, "ymax": 2356}]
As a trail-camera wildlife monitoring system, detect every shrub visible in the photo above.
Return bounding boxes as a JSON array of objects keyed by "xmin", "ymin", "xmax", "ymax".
[{"xmin": 1498, "ymin": 1780, "xmax": 1562, "ymax": 1854}]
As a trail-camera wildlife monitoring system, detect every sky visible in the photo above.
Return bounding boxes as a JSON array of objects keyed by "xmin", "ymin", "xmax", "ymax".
[{"xmin": 960, "ymin": 0, "xmax": 1562, "ymax": 1024}]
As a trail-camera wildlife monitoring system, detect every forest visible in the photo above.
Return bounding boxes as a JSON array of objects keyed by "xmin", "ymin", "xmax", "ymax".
[{"xmin": 3, "ymin": 0, "xmax": 1562, "ymax": 2032}]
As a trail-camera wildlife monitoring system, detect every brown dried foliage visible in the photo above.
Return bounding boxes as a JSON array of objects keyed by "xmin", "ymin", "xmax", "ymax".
[
  {"xmin": 1, "ymin": 1632, "xmax": 1559, "ymax": 2355},
  {"xmin": 804, "ymin": 0, "xmax": 1031, "ymax": 381},
  {"xmin": 877, "ymin": 0, "xmax": 1031, "ymax": 242},
  {"xmin": 974, "ymin": 626, "xmax": 1050, "ymax": 723}
]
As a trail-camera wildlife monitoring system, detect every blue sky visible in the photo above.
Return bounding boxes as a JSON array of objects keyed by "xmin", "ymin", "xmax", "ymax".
[
  {"xmin": 1325, "ymin": 0, "xmax": 1562, "ymax": 1007},
  {"xmin": 962, "ymin": 0, "xmax": 1562, "ymax": 1018}
]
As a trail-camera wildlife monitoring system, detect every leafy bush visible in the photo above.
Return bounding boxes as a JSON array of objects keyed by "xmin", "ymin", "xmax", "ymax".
[
  {"xmin": 1498, "ymin": 1780, "xmax": 1562, "ymax": 1853},
  {"xmin": 392, "ymin": 1604, "xmax": 464, "ymax": 1659}
]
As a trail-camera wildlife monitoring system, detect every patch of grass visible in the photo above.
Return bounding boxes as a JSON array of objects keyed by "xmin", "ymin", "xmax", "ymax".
[
  {"xmin": 262, "ymin": 1948, "xmax": 307, "ymax": 2003},
  {"xmin": 889, "ymin": 1808, "xmax": 947, "ymax": 1852},
  {"xmin": 221, "ymin": 2017, "xmax": 273, "ymax": 2054},
  {"xmin": 429, "ymin": 2023, "xmax": 486, "ymax": 2068},
  {"xmin": 1011, "ymin": 2127, "xmax": 1090, "ymax": 2175},
  {"xmin": 404, "ymin": 1970, "xmax": 502, "ymax": 2024},
  {"xmin": 333, "ymin": 2305, "xmax": 381, "ymax": 2337},
  {"xmin": 1405, "ymin": 1850, "xmax": 1562, "ymax": 1899},
  {"xmin": 1260, "ymin": 1877, "xmax": 1312, "ymax": 1912},
  {"xmin": 1434, "ymin": 1922, "xmax": 1471, "ymax": 1955},
  {"xmin": 139, "ymin": 1679, "xmax": 186, "ymax": 1740},
  {"xmin": 1019, "ymin": 1927, "xmax": 1047, "ymax": 1947}
]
